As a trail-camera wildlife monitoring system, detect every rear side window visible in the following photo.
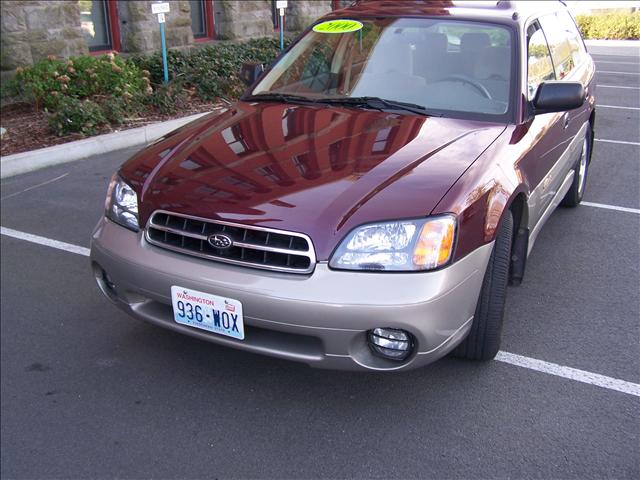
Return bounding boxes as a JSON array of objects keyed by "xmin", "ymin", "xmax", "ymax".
[
  {"xmin": 539, "ymin": 11, "xmax": 587, "ymax": 79},
  {"xmin": 527, "ymin": 28, "xmax": 555, "ymax": 100}
]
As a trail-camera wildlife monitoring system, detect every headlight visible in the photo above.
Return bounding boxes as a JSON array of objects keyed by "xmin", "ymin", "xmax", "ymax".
[
  {"xmin": 329, "ymin": 215, "xmax": 456, "ymax": 271},
  {"xmin": 105, "ymin": 173, "xmax": 139, "ymax": 231}
]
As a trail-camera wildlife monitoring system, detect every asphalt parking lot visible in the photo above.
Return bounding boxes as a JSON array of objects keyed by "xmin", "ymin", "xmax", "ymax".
[{"xmin": 1, "ymin": 45, "xmax": 639, "ymax": 479}]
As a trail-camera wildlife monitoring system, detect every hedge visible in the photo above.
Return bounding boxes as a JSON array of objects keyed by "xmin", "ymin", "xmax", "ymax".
[
  {"xmin": 6, "ymin": 37, "xmax": 289, "ymax": 136},
  {"xmin": 130, "ymin": 37, "xmax": 292, "ymax": 101},
  {"xmin": 575, "ymin": 12, "xmax": 640, "ymax": 40}
]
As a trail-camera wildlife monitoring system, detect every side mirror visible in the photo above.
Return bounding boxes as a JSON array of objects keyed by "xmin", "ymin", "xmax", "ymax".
[
  {"xmin": 239, "ymin": 62, "xmax": 264, "ymax": 86},
  {"xmin": 533, "ymin": 81, "xmax": 585, "ymax": 114}
]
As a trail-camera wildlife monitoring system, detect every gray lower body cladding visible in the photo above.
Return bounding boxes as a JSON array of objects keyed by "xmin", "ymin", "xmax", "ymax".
[{"xmin": 90, "ymin": 217, "xmax": 493, "ymax": 371}]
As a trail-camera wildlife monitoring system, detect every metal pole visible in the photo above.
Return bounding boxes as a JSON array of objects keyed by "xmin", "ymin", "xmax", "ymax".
[
  {"xmin": 279, "ymin": 10, "xmax": 284, "ymax": 51},
  {"xmin": 160, "ymin": 21, "xmax": 169, "ymax": 83}
]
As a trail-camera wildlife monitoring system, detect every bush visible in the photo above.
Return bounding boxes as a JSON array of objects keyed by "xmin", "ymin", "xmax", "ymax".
[
  {"xmin": 131, "ymin": 37, "xmax": 292, "ymax": 101},
  {"xmin": 9, "ymin": 37, "xmax": 291, "ymax": 137},
  {"xmin": 47, "ymin": 97, "xmax": 107, "ymax": 136},
  {"xmin": 9, "ymin": 53, "xmax": 150, "ymax": 111},
  {"xmin": 145, "ymin": 80, "xmax": 190, "ymax": 115},
  {"xmin": 576, "ymin": 13, "xmax": 640, "ymax": 40}
]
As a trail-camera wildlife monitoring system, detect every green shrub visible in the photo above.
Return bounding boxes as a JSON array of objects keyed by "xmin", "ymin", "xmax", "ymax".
[
  {"xmin": 9, "ymin": 53, "xmax": 150, "ymax": 111},
  {"xmin": 101, "ymin": 95, "xmax": 145, "ymax": 125},
  {"xmin": 47, "ymin": 97, "xmax": 107, "ymax": 136},
  {"xmin": 9, "ymin": 37, "xmax": 292, "ymax": 137},
  {"xmin": 145, "ymin": 80, "xmax": 189, "ymax": 115},
  {"xmin": 131, "ymin": 37, "xmax": 292, "ymax": 101},
  {"xmin": 576, "ymin": 13, "xmax": 640, "ymax": 40}
]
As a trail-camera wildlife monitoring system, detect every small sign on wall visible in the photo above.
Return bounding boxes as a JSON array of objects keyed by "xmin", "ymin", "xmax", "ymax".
[{"xmin": 151, "ymin": 2, "xmax": 170, "ymax": 14}]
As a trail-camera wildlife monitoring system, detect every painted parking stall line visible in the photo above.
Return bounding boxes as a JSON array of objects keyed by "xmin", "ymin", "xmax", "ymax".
[
  {"xmin": 597, "ymin": 71, "xmax": 640, "ymax": 75},
  {"xmin": 2, "ymin": 225, "xmax": 639, "ymax": 398},
  {"xmin": 495, "ymin": 352, "xmax": 640, "ymax": 398},
  {"xmin": 596, "ymin": 85, "xmax": 640, "ymax": 90},
  {"xmin": 0, "ymin": 226, "xmax": 90, "ymax": 257},
  {"xmin": 581, "ymin": 202, "xmax": 640, "ymax": 215},
  {"xmin": 594, "ymin": 60, "xmax": 640, "ymax": 65},
  {"xmin": 597, "ymin": 105, "xmax": 640, "ymax": 111},
  {"xmin": 595, "ymin": 138, "xmax": 640, "ymax": 146}
]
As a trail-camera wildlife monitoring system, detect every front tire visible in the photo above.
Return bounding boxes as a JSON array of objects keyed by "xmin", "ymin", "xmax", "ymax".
[
  {"xmin": 561, "ymin": 125, "xmax": 592, "ymax": 207},
  {"xmin": 453, "ymin": 211, "xmax": 513, "ymax": 361}
]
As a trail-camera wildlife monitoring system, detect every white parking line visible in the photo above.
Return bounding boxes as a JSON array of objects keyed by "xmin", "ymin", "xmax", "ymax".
[
  {"xmin": 1, "ymin": 225, "xmax": 639, "ymax": 398},
  {"xmin": 495, "ymin": 352, "xmax": 640, "ymax": 397},
  {"xmin": 582, "ymin": 202, "xmax": 640, "ymax": 214},
  {"xmin": 595, "ymin": 138, "xmax": 640, "ymax": 146},
  {"xmin": 594, "ymin": 60, "xmax": 640, "ymax": 65},
  {"xmin": 598, "ymin": 71, "xmax": 640, "ymax": 75},
  {"xmin": 598, "ymin": 105, "xmax": 640, "ymax": 111},
  {"xmin": 0, "ymin": 173, "xmax": 69, "ymax": 201},
  {"xmin": 0, "ymin": 226, "xmax": 90, "ymax": 256},
  {"xmin": 591, "ymin": 53, "xmax": 640, "ymax": 58},
  {"xmin": 597, "ymin": 85, "xmax": 640, "ymax": 90}
]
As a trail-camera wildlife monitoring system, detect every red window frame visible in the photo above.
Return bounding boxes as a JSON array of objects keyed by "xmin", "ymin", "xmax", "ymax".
[
  {"xmin": 271, "ymin": 1, "xmax": 287, "ymax": 32},
  {"xmin": 194, "ymin": 0, "xmax": 216, "ymax": 42},
  {"xmin": 89, "ymin": 0, "xmax": 121, "ymax": 55}
]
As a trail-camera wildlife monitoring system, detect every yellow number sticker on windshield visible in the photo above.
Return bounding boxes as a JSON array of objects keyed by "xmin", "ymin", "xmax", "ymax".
[{"xmin": 313, "ymin": 19, "xmax": 363, "ymax": 34}]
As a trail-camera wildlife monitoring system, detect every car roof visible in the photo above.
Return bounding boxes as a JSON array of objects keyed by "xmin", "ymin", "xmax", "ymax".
[{"xmin": 326, "ymin": 1, "xmax": 567, "ymax": 26}]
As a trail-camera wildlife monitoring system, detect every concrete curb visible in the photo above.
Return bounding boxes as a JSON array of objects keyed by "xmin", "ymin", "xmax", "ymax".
[{"xmin": 0, "ymin": 111, "xmax": 212, "ymax": 179}]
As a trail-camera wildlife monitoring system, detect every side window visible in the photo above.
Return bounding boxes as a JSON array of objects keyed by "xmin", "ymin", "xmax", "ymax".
[
  {"xmin": 527, "ymin": 27, "xmax": 555, "ymax": 100},
  {"xmin": 539, "ymin": 12, "xmax": 586, "ymax": 80}
]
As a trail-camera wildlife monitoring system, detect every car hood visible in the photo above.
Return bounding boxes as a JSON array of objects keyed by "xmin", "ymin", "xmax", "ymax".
[{"xmin": 121, "ymin": 101, "xmax": 506, "ymax": 260}]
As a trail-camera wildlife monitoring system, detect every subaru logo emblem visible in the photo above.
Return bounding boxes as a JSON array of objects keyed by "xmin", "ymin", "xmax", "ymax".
[{"xmin": 208, "ymin": 234, "xmax": 233, "ymax": 249}]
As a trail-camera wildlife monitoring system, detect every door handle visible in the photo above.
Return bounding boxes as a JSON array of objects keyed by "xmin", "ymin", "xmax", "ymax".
[{"xmin": 563, "ymin": 113, "xmax": 570, "ymax": 129}]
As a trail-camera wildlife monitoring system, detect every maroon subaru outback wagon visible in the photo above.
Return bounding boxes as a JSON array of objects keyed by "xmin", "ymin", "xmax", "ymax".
[{"xmin": 91, "ymin": 1, "xmax": 596, "ymax": 371}]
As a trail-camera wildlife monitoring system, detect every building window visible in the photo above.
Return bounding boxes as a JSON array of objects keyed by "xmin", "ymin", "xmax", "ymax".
[
  {"xmin": 80, "ymin": 0, "xmax": 120, "ymax": 52},
  {"xmin": 271, "ymin": 1, "xmax": 281, "ymax": 30},
  {"xmin": 190, "ymin": 0, "xmax": 215, "ymax": 40}
]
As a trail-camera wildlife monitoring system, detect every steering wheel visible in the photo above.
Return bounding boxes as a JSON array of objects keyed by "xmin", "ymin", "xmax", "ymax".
[{"xmin": 433, "ymin": 74, "xmax": 492, "ymax": 99}]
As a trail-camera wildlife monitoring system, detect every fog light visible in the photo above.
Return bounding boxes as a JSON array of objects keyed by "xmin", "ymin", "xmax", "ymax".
[{"xmin": 367, "ymin": 328, "xmax": 413, "ymax": 361}]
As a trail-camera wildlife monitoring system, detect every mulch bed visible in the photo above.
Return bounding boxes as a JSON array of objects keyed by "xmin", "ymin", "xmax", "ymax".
[{"xmin": 0, "ymin": 100, "xmax": 221, "ymax": 157}]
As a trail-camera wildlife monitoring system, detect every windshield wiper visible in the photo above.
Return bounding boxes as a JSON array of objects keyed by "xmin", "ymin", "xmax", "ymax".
[
  {"xmin": 318, "ymin": 96, "xmax": 441, "ymax": 117},
  {"xmin": 244, "ymin": 93, "xmax": 320, "ymax": 105}
]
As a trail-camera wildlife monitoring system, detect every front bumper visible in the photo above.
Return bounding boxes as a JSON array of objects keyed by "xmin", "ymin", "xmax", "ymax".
[{"xmin": 90, "ymin": 218, "xmax": 493, "ymax": 371}]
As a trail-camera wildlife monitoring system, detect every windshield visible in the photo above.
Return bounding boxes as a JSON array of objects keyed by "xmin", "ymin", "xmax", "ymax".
[{"xmin": 251, "ymin": 18, "xmax": 513, "ymax": 119}]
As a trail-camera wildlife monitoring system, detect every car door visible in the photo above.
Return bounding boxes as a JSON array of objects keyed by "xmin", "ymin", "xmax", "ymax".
[
  {"xmin": 530, "ymin": 12, "xmax": 593, "ymax": 220},
  {"xmin": 519, "ymin": 21, "xmax": 565, "ymax": 230}
]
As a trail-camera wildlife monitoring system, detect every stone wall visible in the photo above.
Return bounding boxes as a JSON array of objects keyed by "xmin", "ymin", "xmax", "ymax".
[
  {"xmin": 212, "ymin": 0, "xmax": 274, "ymax": 40},
  {"xmin": 1, "ymin": 0, "xmax": 87, "ymax": 74},
  {"xmin": 286, "ymin": 0, "xmax": 332, "ymax": 32},
  {"xmin": 119, "ymin": 0, "xmax": 194, "ymax": 54},
  {"xmin": 0, "ymin": 0, "xmax": 341, "ymax": 74}
]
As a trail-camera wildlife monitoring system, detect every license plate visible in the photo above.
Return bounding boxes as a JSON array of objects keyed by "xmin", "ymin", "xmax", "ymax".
[{"xmin": 170, "ymin": 286, "xmax": 244, "ymax": 340}]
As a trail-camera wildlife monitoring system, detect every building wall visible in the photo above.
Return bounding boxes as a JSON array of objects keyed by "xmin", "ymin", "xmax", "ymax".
[
  {"xmin": 1, "ymin": 1, "xmax": 88, "ymax": 71},
  {"xmin": 119, "ymin": 1, "xmax": 194, "ymax": 53},
  {"xmin": 0, "ymin": 0, "xmax": 335, "ymax": 76},
  {"xmin": 286, "ymin": 1, "xmax": 332, "ymax": 32},
  {"xmin": 212, "ymin": 1, "xmax": 274, "ymax": 40}
]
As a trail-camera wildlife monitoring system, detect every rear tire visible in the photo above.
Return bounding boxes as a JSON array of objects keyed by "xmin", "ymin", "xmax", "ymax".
[
  {"xmin": 561, "ymin": 125, "xmax": 592, "ymax": 208},
  {"xmin": 453, "ymin": 211, "xmax": 513, "ymax": 360}
]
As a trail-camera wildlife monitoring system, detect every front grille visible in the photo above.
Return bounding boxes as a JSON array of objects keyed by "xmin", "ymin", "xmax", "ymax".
[{"xmin": 145, "ymin": 210, "xmax": 316, "ymax": 274}]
